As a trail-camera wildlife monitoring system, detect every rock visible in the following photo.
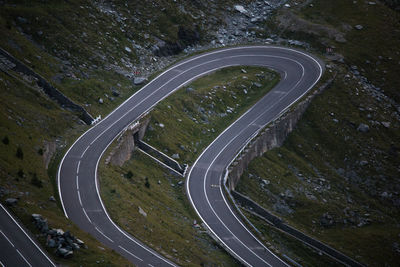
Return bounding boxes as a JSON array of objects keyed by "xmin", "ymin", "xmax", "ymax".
[
  {"xmin": 186, "ymin": 87, "xmax": 195, "ymax": 93},
  {"xmin": 5, "ymin": 198, "xmax": 18, "ymax": 206},
  {"xmin": 357, "ymin": 123, "xmax": 370, "ymax": 133},
  {"xmin": 57, "ymin": 247, "xmax": 73, "ymax": 258},
  {"xmin": 49, "ymin": 196, "xmax": 56, "ymax": 202},
  {"xmin": 133, "ymin": 77, "xmax": 147, "ymax": 85},
  {"xmin": 320, "ymin": 212, "xmax": 335, "ymax": 227},
  {"xmin": 177, "ymin": 181, "xmax": 184, "ymax": 186},
  {"xmin": 138, "ymin": 206, "xmax": 147, "ymax": 217},
  {"xmin": 158, "ymin": 123, "xmax": 165, "ymax": 128},
  {"xmin": 75, "ymin": 238, "xmax": 85, "ymax": 246},
  {"xmin": 47, "ymin": 238, "xmax": 56, "ymax": 248},
  {"xmin": 241, "ymin": 69, "xmax": 247, "ymax": 74},
  {"xmin": 124, "ymin": 46, "xmax": 132, "ymax": 53},
  {"xmin": 261, "ymin": 179, "xmax": 270, "ymax": 185},
  {"xmin": 381, "ymin": 121, "xmax": 390, "ymax": 128},
  {"xmin": 355, "ymin": 25, "xmax": 363, "ymax": 30},
  {"xmin": 172, "ymin": 153, "xmax": 180, "ymax": 159},
  {"xmin": 98, "ymin": 98, "xmax": 104, "ymax": 104},
  {"xmin": 112, "ymin": 90, "xmax": 120, "ymax": 97},
  {"xmin": 234, "ymin": 5, "xmax": 248, "ymax": 15},
  {"xmin": 359, "ymin": 160, "xmax": 368, "ymax": 166},
  {"xmin": 253, "ymin": 82, "xmax": 262, "ymax": 88}
]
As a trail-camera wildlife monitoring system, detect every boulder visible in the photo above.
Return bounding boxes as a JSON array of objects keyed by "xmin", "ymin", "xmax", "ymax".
[
  {"xmin": 5, "ymin": 198, "xmax": 18, "ymax": 206},
  {"xmin": 357, "ymin": 123, "xmax": 370, "ymax": 133},
  {"xmin": 133, "ymin": 77, "xmax": 147, "ymax": 85}
]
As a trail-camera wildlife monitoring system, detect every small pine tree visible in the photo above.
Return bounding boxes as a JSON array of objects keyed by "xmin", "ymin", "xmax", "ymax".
[
  {"xmin": 16, "ymin": 147, "xmax": 23, "ymax": 159},
  {"xmin": 17, "ymin": 169, "xmax": 24, "ymax": 178},
  {"xmin": 38, "ymin": 148, "xmax": 43, "ymax": 156},
  {"xmin": 145, "ymin": 177, "xmax": 150, "ymax": 188},
  {"xmin": 31, "ymin": 173, "xmax": 42, "ymax": 188},
  {"xmin": 2, "ymin": 136, "xmax": 9, "ymax": 145},
  {"xmin": 126, "ymin": 170, "xmax": 133, "ymax": 179}
]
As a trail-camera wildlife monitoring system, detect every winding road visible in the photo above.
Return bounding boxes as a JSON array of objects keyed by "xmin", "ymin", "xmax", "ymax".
[{"xmin": 55, "ymin": 46, "xmax": 323, "ymax": 267}]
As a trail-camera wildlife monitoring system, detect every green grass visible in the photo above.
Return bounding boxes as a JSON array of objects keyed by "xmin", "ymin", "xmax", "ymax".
[
  {"xmin": 241, "ymin": 210, "xmax": 341, "ymax": 267},
  {"xmin": 235, "ymin": 1, "xmax": 400, "ymax": 265},
  {"xmin": 0, "ymin": 71, "xmax": 132, "ymax": 265},
  {"xmin": 144, "ymin": 66, "xmax": 280, "ymax": 164},
  {"xmin": 100, "ymin": 151, "xmax": 236, "ymax": 266},
  {"xmin": 99, "ymin": 65, "xmax": 279, "ymax": 265}
]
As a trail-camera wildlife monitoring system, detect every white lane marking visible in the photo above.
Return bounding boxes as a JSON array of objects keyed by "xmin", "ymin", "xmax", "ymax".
[
  {"xmin": 57, "ymin": 45, "xmax": 322, "ymax": 219},
  {"xmin": 95, "ymin": 227, "xmax": 114, "ymax": 243},
  {"xmin": 81, "ymin": 146, "xmax": 90, "ymax": 158},
  {"xmin": 89, "ymin": 55, "xmax": 301, "ymax": 267},
  {"xmin": 200, "ymin": 59, "xmax": 306, "ymax": 264},
  {"xmin": 16, "ymin": 249, "xmax": 32, "ymax": 267},
  {"xmin": 118, "ymin": 245, "xmax": 143, "ymax": 261},
  {"xmin": 284, "ymin": 71, "xmax": 287, "ymax": 80},
  {"xmin": 0, "ymin": 204, "xmax": 56, "ymax": 266},
  {"xmin": 76, "ymin": 175, "xmax": 79, "ymax": 191},
  {"xmin": 138, "ymin": 149, "xmax": 183, "ymax": 177},
  {"xmin": 82, "ymin": 208, "xmax": 92, "ymax": 223},
  {"xmin": 77, "ymin": 190, "xmax": 83, "ymax": 206},
  {"xmin": 187, "ymin": 59, "xmax": 306, "ymax": 266},
  {"xmin": 0, "ymin": 230, "xmax": 15, "ymax": 247},
  {"xmin": 186, "ymin": 50, "xmax": 322, "ymax": 266},
  {"xmin": 57, "ymin": 46, "xmax": 322, "ymax": 265},
  {"xmin": 148, "ymin": 264, "xmax": 155, "ymax": 267},
  {"xmin": 94, "ymin": 134, "xmax": 179, "ymax": 267},
  {"xmin": 76, "ymin": 161, "xmax": 81, "ymax": 174}
]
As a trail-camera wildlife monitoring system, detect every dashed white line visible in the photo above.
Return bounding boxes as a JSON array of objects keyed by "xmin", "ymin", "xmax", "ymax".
[
  {"xmin": 0, "ymin": 230, "xmax": 15, "ymax": 247},
  {"xmin": 76, "ymin": 161, "xmax": 81, "ymax": 174},
  {"xmin": 77, "ymin": 190, "xmax": 83, "ymax": 206},
  {"xmin": 81, "ymin": 145, "xmax": 90, "ymax": 158},
  {"xmin": 16, "ymin": 249, "xmax": 32, "ymax": 267},
  {"xmin": 76, "ymin": 175, "xmax": 79, "ymax": 191},
  {"xmin": 148, "ymin": 264, "xmax": 155, "ymax": 267},
  {"xmin": 81, "ymin": 208, "xmax": 92, "ymax": 223},
  {"xmin": 118, "ymin": 245, "xmax": 143, "ymax": 261},
  {"xmin": 0, "ymin": 204, "xmax": 56, "ymax": 266},
  {"xmin": 95, "ymin": 227, "xmax": 114, "ymax": 243}
]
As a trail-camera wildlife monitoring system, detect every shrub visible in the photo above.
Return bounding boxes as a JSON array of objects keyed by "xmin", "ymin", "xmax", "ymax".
[
  {"xmin": 17, "ymin": 169, "xmax": 24, "ymax": 178},
  {"xmin": 31, "ymin": 173, "xmax": 42, "ymax": 188},
  {"xmin": 125, "ymin": 170, "xmax": 133, "ymax": 179},
  {"xmin": 16, "ymin": 147, "xmax": 23, "ymax": 159},
  {"xmin": 2, "ymin": 136, "xmax": 9, "ymax": 145},
  {"xmin": 38, "ymin": 148, "xmax": 43, "ymax": 155},
  {"xmin": 145, "ymin": 177, "xmax": 150, "ymax": 188}
]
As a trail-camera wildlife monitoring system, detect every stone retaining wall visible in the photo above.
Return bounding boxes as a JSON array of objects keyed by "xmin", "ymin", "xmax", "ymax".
[
  {"xmin": 227, "ymin": 76, "xmax": 335, "ymax": 190},
  {"xmin": 0, "ymin": 47, "xmax": 93, "ymax": 124}
]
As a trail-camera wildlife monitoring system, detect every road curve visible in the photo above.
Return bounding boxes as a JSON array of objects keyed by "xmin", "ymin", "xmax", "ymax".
[{"xmin": 58, "ymin": 46, "xmax": 323, "ymax": 266}]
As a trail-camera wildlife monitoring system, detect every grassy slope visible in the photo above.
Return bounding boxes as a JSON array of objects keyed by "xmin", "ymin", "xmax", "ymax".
[
  {"xmin": 0, "ymin": 71, "xmax": 132, "ymax": 265},
  {"xmin": 236, "ymin": 0, "xmax": 400, "ymax": 266},
  {"xmin": 145, "ymin": 66, "xmax": 279, "ymax": 164},
  {"xmin": 99, "ymin": 66, "xmax": 278, "ymax": 266},
  {"xmin": 0, "ymin": 0, "xmax": 256, "ymax": 264}
]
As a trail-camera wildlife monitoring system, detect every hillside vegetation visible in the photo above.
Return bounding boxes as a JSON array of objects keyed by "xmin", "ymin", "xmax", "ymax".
[{"xmin": 236, "ymin": 0, "xmax": 400, "ymax": 265}]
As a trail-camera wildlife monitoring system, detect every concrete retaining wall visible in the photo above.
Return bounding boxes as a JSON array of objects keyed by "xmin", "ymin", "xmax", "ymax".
[
  {"xmin": 227, "ymin": 76, "xmax": 335, "ymax": 191},
  {"xmin": 0, "ymin": 47, "xmax": 93, "ymax": 124}
]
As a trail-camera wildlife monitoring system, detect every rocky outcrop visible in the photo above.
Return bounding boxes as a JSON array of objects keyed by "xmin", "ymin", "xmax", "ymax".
[
  {"xmin": 152, "ymin": 26, "xmax": 200, "ymax": 57},
  {"xmin": 106, "ymin": 114, "xmax": 150, "ymax": 166},
  {"xmin": 227, "ymin": 76, "xmax": 336, "ymax": 190},
  {"xmin": 31, "ymin": 214, "xmax": 86, "ymax": 259}
]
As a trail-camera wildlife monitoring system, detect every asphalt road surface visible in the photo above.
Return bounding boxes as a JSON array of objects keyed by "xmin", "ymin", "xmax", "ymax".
[
  {"xmin": 0, "ymin": 204, "xmax": 55, "ymax": 267},
  {"xmin": 57, "ymin": 46, "xmax": 324, "ymax": 266}
]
